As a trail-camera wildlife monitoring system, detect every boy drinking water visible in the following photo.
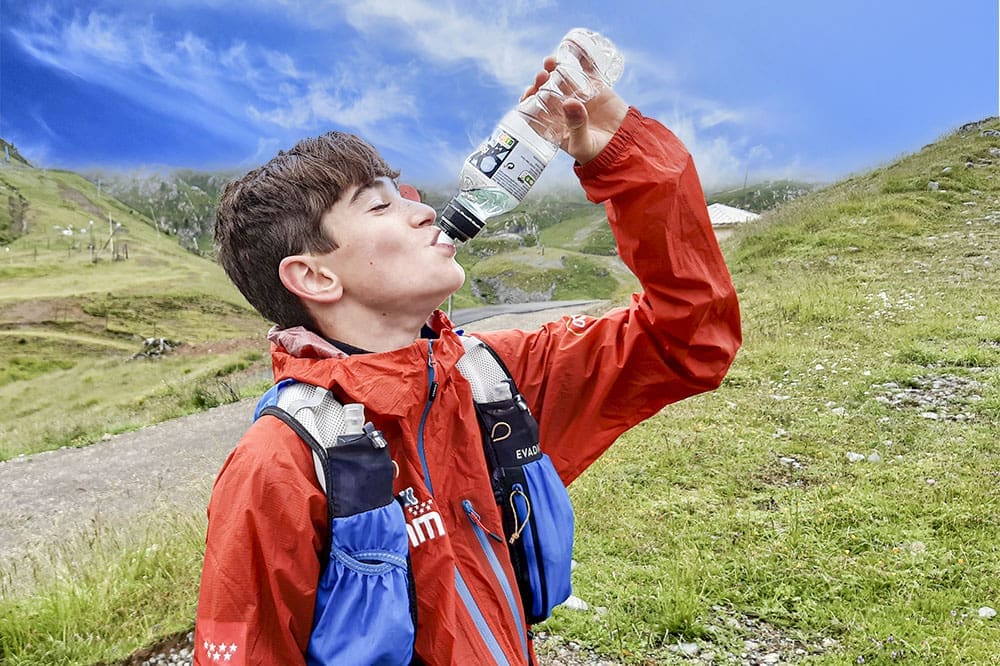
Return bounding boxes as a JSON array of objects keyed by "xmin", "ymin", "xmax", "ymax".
[{"xmin": 196, "ymin": 55, "xmax": 741, "ymax": 665}]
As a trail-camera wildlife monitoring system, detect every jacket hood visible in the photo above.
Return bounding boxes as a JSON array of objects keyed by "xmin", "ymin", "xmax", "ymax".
[{"xmin": 267, "ymin": 309, "xmax": 464, "ymax": 418}]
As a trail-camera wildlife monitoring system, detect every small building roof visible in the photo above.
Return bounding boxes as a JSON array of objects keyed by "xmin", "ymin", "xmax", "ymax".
[{"xmin": 707, "ymin": 203, "xmax": 761, "ymax": 226}]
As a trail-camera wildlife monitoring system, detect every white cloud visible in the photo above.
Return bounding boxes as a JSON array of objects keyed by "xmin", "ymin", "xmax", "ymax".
[
  {"xmin": 7, "ymin": 9, "xmax": 335, "ymax": 143},
  {"xmin": 747, "ymin": 144, "xmax": 773, "ymax": 162},
  {"xmin": 62, "ymin": 12, "xmax": 133, "ymax": 65},
  {"xmin": 248, "ymin": 81, "xmax": 416, "ymax": 133},
  {"xmin": 13, "ymin": 4, "xmax": 446, "ymax": 144},
  {"xmin": 337, "ymin": 0, "xmax": 549, "ymax": 90},
  {"xmin": 244, "ymin": 136, "xmax": 284, "ymax": 167},
  {"xmin": 658, "ymin": 114, "xmax": 749, "ymax": 191},
  {"xmin": 605, "ymin": 48, "xmax": 796, "ymax": 191},
  {"xmin": 9, "ymin": 14, "xmax": 225, "ymax": 132},
  {"xmin": 699, "ymin": 108, "xmax": 744, "ymax": 129},
  {"xmin": 29, "ymin": 110, "xmax": 58, "ymax": 139},
  {"xmin": 264, "ymin": 50, "xmax": 303, "ymax": 80}
]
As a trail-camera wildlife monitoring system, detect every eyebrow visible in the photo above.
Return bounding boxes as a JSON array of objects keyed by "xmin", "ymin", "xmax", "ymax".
[{"xmin": 349, "ymin": 177, "xmax": 396, "ymax": 206}]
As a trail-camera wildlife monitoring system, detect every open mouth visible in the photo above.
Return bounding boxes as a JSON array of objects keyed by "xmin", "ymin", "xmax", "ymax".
[{"xmin": 433, "ymin": 229, "xmax": 456, "ymax": 247}]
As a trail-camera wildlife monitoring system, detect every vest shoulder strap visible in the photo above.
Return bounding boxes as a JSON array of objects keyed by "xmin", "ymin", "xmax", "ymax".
[{"xmin": 258, "ymin": 335, "xmax": 514, "ymax": 492}]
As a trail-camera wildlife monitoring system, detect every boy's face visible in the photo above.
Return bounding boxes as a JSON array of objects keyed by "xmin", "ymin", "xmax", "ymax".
[{"xmin": 318, "ymin": 177, "xmax": 465, "ymax": 315}]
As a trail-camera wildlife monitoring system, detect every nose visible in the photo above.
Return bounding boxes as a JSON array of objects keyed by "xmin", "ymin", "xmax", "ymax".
[
  {"xmin": 399, "ymin": 183, "xmax": 435, "ymax": 227},
  {"xmin": 406, "ymin": 198, "xmax": 437, "ymax": 228}
]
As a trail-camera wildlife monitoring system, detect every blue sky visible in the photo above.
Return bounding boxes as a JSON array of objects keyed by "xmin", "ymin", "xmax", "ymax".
[{"xmin": 1, "ymin": 0, "xmax": 997, "ymax": 192}]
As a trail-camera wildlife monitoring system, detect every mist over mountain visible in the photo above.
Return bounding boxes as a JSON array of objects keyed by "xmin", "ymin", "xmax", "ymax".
[
  {"xmin": 707, "ymin": 180, "xmax": 819, "ymax": 213},
  {"xmin": 80, "ymin": 169, "xmax": 238, "ymax": 255}
]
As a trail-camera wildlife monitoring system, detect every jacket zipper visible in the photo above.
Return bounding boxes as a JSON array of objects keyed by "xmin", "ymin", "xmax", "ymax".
[
  {"xmin": 462, "ymin": 500, "xmax": 530, "ymax": 664},
  {"xmin": 416, "ymin": 339, "xmax": 438, "ymax": 494},
  {"xmin": 415, "ymin": 341, "xmax": 528, "ymax": 664}
]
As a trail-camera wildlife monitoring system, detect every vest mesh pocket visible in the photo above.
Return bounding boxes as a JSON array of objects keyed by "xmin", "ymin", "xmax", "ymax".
[
  {"xmin": 307, "ymin": 441, "xmax": 415, "ymax": 665},
  {"xmin": 475, "ymin": 391, "xmax": 575, "ymax": 624},
  {"xmin": 307, "ymin": 501, "xmax": 415, "ymax": 666}
]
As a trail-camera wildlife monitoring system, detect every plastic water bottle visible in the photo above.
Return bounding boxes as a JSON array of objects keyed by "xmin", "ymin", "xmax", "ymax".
[{"xmin": 437, "ymin": 28, "xmax": 624, "ymax": 243}]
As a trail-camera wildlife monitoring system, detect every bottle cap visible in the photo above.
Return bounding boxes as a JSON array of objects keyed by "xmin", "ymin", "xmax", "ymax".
[
  {"xmin": 343, "ymin": 403, "xmax": 365, "ymax": 435},
  {"xmin": 437, "ymin": 199, "xmax": 486, "ymax": 243},
  {"xmin": 490, "ymin": 381, "xmax": 513, "ymax": 402}
]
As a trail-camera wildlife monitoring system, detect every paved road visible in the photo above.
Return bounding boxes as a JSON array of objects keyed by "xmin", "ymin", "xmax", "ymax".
[
  {"xmin": 0, "ymin": 301, "xmax": 605, "ymax": 590},
  {"xmin": 450, "ymin": 299, "xmax": 599, "ymax": 326}
]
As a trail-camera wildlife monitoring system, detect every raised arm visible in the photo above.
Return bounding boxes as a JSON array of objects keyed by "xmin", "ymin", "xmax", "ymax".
[{"xmin": 478, "ymin": 107, "xmax": 742, "ymax": 485}]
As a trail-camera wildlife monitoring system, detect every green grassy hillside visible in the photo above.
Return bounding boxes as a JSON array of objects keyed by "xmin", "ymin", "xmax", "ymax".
[
  {"xmin": 549, "ymin": 117, "xmax": 999, "ymax": 662},
  {"xmin": 85, "ymin": 169, "xmax": 235, "ymax": 255},
  {"xmin": 0, "ymin": 161, "xmax": 268, "ymax": 460},
  {"xmin": 1, "ymin": 119, "xmax": 998, "ymax": 664},
  {"xmin": 450, "ymin": 192, "xmax": 635, "ymax": 307}
]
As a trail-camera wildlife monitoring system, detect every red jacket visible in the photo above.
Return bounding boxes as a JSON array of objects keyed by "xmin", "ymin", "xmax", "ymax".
[{"xmin": 195, "ymin": 108, "xmax": 741, "ymax": 665}]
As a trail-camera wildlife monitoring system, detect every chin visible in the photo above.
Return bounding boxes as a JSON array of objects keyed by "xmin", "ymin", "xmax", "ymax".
[{"xmin": 449, "ymin": 266, "xmax": 466, "ymax": 291}]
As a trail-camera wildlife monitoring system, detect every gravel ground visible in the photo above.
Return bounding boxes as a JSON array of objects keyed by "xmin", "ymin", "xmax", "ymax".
[
  {"xmin": 120, "ymin": 630, "xmax": 624, "ymax": 666},
  {"xmin": 123, "ymin": 609, "xmax": 839, "ymax": 666}
]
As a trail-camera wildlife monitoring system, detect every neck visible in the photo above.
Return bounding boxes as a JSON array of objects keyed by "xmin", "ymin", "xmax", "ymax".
[{"xmin": 313, "ymin": 300, "xmax": 436, "ymax": 353}]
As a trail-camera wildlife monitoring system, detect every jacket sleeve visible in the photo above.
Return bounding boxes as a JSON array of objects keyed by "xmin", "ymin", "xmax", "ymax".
[
  {"xmin": 476, "ymin": 107, "xmax": 742, "ymax": 485},
  {"xmin": 194, "ymin": 420, "xmax": 328, "ymax": 665}
]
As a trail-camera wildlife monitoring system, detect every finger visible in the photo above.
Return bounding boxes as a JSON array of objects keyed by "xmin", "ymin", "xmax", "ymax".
[{"xmin": 520, "ymin": 69, "xmax": 551, "ymax": 101}]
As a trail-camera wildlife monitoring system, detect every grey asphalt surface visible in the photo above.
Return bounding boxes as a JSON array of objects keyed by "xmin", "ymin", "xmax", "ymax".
[{"xmin": 0, "ymin": 301, "xmax": 604, "ymax": 590}]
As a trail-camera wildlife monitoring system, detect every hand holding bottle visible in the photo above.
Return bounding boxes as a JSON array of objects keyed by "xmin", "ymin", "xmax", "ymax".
[
  {"xmin": 521, "ymin": 55, "xmax": 628, "ymax": 165},
  {"xmin": 437, "ymin": 28, "xmax": 625, "ymax": 244}
]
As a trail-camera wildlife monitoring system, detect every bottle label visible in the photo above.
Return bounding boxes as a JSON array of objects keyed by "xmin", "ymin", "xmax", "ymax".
[{"xmin": 466, "ymin": 126, "xmax": 546, "ymax": 201}]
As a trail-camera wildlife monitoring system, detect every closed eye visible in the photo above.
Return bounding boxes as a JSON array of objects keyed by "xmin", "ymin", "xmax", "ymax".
[{"xmin": 369, "ymin": 202, "xmax": 391, "ymax": 213}]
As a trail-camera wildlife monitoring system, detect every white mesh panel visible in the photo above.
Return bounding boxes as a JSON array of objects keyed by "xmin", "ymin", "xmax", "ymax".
[
  {"xmin": 276, "ymin": 384, "xmax": 351, "ymax": 494},
  {"xmin": 276, "ymin": 383, "xmax": 348, "ymax": 447},
  {"xmin": 457, "ymin": 337, "xmax": 511, "ymax": 402}
]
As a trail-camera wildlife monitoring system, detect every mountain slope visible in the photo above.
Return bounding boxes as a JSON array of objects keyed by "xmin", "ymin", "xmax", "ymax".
[
  {"xmin": 1, "ymin": 120, "xmax": 998, "ymax": 664},
  {"xmin": 552, "ymin": 117, "xmax": 999, "ymax": 662},
  {"xmin": 0, "ymin": 159, "xmax": 267, "ymax": 459}
]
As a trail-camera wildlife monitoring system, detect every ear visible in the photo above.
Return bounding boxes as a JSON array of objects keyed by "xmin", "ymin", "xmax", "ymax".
[
  {"xmin": 399, "ymin": 183, "xmax": 421, "ymax": 202},
  {"xmin": 278, "ymin": 254, "xmax": 343, "ymax": 305}
]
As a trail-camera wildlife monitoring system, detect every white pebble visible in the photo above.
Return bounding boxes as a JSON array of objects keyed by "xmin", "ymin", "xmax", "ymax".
[
  {"xmin": 846, "ymin": 452, "xmax": 865, "ymax": 463},
  {"xmin": 980, "ymin": 606, "xmax": 997, "ymax": 619},
  {"xmin": 678, "ymin": 642, "xmax": 700, "ymax": 657},
  {"xmin": 561, "ymin": 595, "xmax": 589, "ymax": 611}
]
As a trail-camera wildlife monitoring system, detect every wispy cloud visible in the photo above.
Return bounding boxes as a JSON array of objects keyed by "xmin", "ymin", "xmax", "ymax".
[
  {"xmin": 337, "ymin": 0, "xmax": 550, "ymax": 90},
  {"xmin": 6, "ymin": 6, "xmax": 417, "ymax": 144},
  {"xmin": 3, "ymin": 0, "xmax": 802, "ymax": 185},
  {"xmin": 249, "ymin": 80, "xmax": 417, "ymax": 134},
  {"xmin": 9, "ymin": 11, "xmax": 250, "ymax": 139}
]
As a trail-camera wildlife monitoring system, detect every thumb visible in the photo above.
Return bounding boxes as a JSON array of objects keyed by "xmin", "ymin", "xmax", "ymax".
[{"xmin": 562, "ymin": 99, "xmax": 591, "ymax": 160}]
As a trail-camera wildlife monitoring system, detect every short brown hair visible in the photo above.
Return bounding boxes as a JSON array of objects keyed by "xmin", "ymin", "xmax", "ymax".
[{"xmin": 215, "ymin": 132, "xmax": 398, "ymax": 329}]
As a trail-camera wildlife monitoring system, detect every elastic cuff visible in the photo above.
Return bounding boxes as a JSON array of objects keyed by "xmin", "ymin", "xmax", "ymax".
[{"xmin": 574, "ymin": 107, "xmax": 644, "ymax": 180}]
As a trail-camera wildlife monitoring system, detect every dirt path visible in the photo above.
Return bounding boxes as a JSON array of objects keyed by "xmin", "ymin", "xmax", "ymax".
[
  {"xmin": 0, "ymin": 302, "xmax": 605, "ymax": 590},
  {"xmin": 0, "ymin": 400, "xmax": 250, "ymax": 585}
]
